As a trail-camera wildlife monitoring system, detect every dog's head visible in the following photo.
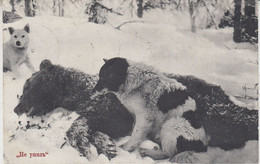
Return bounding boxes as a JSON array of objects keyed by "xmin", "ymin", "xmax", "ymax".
[
  {"xmin": 93, "ymin": 57, "xmax": 129, "ymax": 92},
  {"xmin": 8, "ymin": 24, "xmax": 30, "ymax": 49}
]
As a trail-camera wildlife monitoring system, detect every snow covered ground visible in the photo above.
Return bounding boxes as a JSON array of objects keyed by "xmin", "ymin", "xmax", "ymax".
[{"xmin": 3, "ymin": 9, "xmax": 258, "ymax": 164}]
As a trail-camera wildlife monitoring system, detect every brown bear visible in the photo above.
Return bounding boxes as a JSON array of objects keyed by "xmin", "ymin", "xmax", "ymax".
[{"xmin": 14, "ymin": 59, "xmax": 134, "ymax": 159}]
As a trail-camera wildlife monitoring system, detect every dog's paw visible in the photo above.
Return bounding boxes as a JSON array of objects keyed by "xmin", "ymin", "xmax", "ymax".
[
  {"xmin": 120, "ymin": 142, "xmax": 137, "ymax": 152},
  {"xmin": 170, "ymin": 151, "xmax": 199, "ymax": 163},
  {"xmin": 139, "ymin": 148, "xmax": 168, "ymax": 160},
  {"xmin": 139, "ymin": 148, "xmax": 150, "ymax": 157},
  {"xmin": 91, "ymin": 131, "xmax": 117, "ymax": 160}
]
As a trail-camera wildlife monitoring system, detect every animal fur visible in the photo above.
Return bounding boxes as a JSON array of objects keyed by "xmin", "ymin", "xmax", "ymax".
[
  {"xmin": 14, "ymin": 59, "xmax": 258, "ymax": 162},
  {"xmin": 94, "ymin": 57, "xmax": 208, "ymax": 162},
  {"xmin": 14, "ymin": 59, "xmax": 134, "ymax": 159},
  {"xmin": 166, "ymin": 74, "xmax": 258, "ymax": 149},
  {"xmin": 3, "ymin": 24, "xmax": 35, "ymax": 78}
]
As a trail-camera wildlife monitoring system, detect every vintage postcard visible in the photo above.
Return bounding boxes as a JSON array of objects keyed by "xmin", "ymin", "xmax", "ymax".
[{"xmin": 2, "ymin": 0, "xmax": 258, "ymax": 163}]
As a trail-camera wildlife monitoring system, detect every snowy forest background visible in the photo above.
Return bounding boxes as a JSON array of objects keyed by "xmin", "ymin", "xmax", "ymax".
[
  {"xmin": 2, "ymin": 0, "xmax": 259, "ymax": 163},
  {"xmin": 3, "ymin": 0, "xmax": 258, "ymax": 40},
  {"xmin": 3, "ymin": 0, "xmax": 258, "ymax": 109}
]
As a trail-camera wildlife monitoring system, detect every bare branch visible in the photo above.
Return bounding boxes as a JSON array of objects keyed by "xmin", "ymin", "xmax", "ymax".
[
  {"xmin": 96, "ymin": 2, "xmax": 123, "ymax": 16},
  {"xmin": 201, "ymin": 0, "xmax": 218, "ymax": 29},
  {"xmin": 115, "ymin": 20, "xmax": 144, "ymax": 30}
]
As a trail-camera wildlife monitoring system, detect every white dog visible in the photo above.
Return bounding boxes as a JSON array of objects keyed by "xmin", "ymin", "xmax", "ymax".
[{"xmin": 3, "ymin": 24, "xmax": 35, "ymax": 78}]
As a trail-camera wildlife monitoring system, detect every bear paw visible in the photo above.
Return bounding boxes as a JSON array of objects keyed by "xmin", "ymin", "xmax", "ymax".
[
  {"xmin": 66, "ymin": 117, "xmax": 93, "ymax": 159},
  {"xmin": 91, "ymin": 131, "xmax": 117, "ymax": 160}
]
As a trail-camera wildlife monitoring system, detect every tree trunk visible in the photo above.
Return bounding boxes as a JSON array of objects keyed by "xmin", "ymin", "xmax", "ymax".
[
  {"xmin": 233, "ymin": 0, "xmax": 242, "ymax": 42},
  {"xmin": 245, "ymin": 0, "xmax": 255, "ymax": 17},
  {"xmin": 32, "ymin": 0, "xmax": 36, "ymax": 16},
  {"xmin": 137, "ymin": 0, "xmax": 143, "ymax": 18},
  {"xmin": 24, "ymin": 0, "xmax": 35, "ymax": 17},
  {"xmin": 53, "ymin": 0, "xmax": 57, "ymax": 15},
  {"xmin": 62, "ymin": 0, "xmax": 65, "ymax": 16},
  {"xmin": 129, "ymin": 0, "xmax": 134, "ymax": 17},
  {"xmin": 10, "ymin": 0, "xmax": 15, "ymax": 12},
  {"xmin": 188, "ymin": 0, "xmax": 196, "ymax": 33},
  {"xmin": 59, "ymin": 0, "xmax": 65, "ymax": 17},
  {"xmin": 242, "ymin": 0, "xmax": 258, "ymax": 43},
  {"xmin": 176, "ymin": 0, "xmax": 181, "ymax": 10}
]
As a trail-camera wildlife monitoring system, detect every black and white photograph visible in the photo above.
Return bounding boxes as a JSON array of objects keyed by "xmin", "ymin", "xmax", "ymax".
[{"xmin": 2, "ymin": 0, "xmax": 258, "ymax": 163}]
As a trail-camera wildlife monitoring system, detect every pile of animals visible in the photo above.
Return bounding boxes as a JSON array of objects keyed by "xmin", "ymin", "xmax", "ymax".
[
  {"xmin": 11, "ymin": 58, "xmax": 258, "ymax": 163},
  {"xmin": 4, "ymin": 25, "xmax": 258, "ymax": 163}
]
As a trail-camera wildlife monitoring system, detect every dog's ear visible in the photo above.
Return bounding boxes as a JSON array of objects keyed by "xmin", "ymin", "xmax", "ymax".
[
  {"xmin": 24, "ymin": 23, "xmax": 30, "ymax": 33},
  {"xmin": 40, "ymin": 59, "xmax": 53, "ymax": 70},
  {"xmin": 8, "ymin": 27, "xmax": 15, "ymax": 35},
  {"xmin": 103, "ymin": 58, "xmax": 108, "ymax": 63}
]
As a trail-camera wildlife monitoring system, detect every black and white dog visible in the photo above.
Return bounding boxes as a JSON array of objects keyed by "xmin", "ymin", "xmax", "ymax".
[{"xmin": 94, "ymin": 57, "xmax": 208, "ymax": 162}]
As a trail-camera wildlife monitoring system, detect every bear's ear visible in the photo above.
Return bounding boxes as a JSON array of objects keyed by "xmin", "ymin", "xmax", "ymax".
[
  {"xmin": 40, "ymin": 59, "xmax": 53, "ymax": 70},
  {"xmin": 103, "ymin": 58, "xmax": 108, "ymax": 63},
  {"xmin": 24, "ymin": 23, "xmax": 30, "ymax": 33},
  {"xmin": 8, "ymin": 27, "xmax": 15, "ymax": 35}
]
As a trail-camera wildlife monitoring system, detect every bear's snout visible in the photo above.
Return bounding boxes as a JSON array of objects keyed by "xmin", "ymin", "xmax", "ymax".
[
  {"xmin": 14, "ymin": 105, "xmax": 22, "ymax": 116},
  {"xmin": 14, "ymin": 102, "xmax": 28, "ymax": 116}
]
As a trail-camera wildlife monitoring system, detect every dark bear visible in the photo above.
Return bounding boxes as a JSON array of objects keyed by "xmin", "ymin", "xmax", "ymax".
[
  {"xmin": 14, "ymin": 59, "xmax": 134, "ymax": 159},
  {"xmin": 14, "ymin": 59, "xmax": 95, "ymax": 116}
]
